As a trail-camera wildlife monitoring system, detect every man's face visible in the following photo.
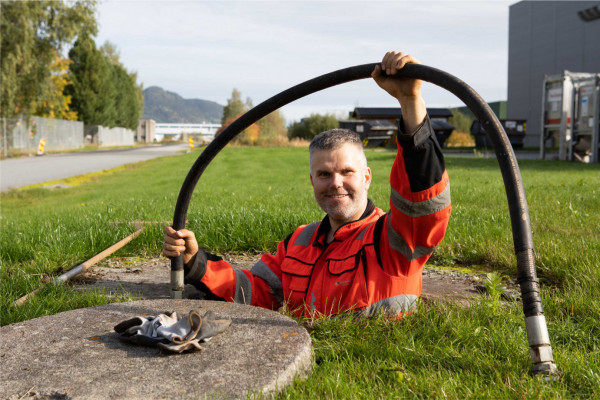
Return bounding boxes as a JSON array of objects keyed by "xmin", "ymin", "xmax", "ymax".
[{"xmin": 310, "ymin": 143, "xmax": 372, "ymax": 227}]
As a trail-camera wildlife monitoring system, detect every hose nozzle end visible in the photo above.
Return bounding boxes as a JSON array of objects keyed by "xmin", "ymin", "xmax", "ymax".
[{"xmin": 531, "ymin": 362, "xmax": 560, "ymax": 380}]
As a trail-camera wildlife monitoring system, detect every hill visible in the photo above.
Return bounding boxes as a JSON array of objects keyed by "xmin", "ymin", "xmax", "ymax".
[{"xmin": 142, "ymin": 86, "xmax": 223, "ymax": 123}]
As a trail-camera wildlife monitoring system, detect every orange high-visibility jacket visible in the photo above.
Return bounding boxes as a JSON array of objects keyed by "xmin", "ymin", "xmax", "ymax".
[{"xmin": 184, "ymin": 116, "xmax": 451, "ymax": 318}]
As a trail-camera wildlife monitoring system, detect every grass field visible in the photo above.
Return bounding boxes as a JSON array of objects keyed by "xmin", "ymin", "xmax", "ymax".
[{"xmin": 1, "ymin": 146, "xmax": 599, "ymax": 398}]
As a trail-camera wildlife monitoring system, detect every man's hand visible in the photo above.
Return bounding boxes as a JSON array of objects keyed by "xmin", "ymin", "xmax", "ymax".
[
  {"xmin": 163, "ymin": 226, "xmax": 199, "ymax": 267},
  {"xmin": 372, "ymin": 51, "xmax": 426, "ymax": 133}
]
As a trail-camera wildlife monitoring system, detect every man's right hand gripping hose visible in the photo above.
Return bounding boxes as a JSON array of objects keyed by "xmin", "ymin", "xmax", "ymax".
[{"xmin": 114, "ymin": 310, "xmax": 232, "ymax": 353}]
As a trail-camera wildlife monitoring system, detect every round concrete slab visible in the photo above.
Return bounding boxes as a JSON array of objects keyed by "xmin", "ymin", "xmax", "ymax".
[{"xmin": 0, "ymin": 300, "xmax": 312, "ymax": 399}]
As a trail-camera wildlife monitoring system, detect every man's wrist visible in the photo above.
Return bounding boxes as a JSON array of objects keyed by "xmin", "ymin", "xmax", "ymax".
[
  {"xmin": 184, "ymin": 249, "xmax": 207, "ymax": 282},
  {"xmin": 184, "ymin": 252, "xmax": 197, "ymax": 272},
  {"xmin": 397, "ymin": 95, "xmax": 426, "ymax": 134}
]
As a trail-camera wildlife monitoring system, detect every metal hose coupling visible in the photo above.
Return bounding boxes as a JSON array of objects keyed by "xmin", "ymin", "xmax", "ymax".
[
  {"xmin": 526, "ymin": 315, "xmax": 558, "ymax": 376},
  {"xmin": 517, "ymin": 249, "xmax": 558, "ymax": 376},
  {"xmin": 171, "ymin": 268, "xmax": 184, "ymax": 300}
]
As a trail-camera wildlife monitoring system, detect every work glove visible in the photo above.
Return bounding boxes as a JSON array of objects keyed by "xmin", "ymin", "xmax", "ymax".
[{"xmin": 114, "ymin": 310, "xmax": 232, "ymax": 353}]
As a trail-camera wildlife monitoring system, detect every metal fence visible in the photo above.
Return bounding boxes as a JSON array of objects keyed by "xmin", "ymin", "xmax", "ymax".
[
  {"xmin": 1, "ymin": 116, "xmax": 84, "ymax": 156},
  {"xmin": 1, "ymin": 117, "xmax": 135, "ymax": 157}
]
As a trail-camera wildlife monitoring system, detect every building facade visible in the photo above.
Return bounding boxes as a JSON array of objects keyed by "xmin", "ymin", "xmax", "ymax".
[
  {"xmin": 507, "ymin": 1, "xmax": 600, "ymax": 147},
  {"xmin": 154, "ymin": 123, "xmax": 221, "ymax": 142},
  {"xmin": 136, "ymin": 119, "xmax": 156, "ymax": 143}
]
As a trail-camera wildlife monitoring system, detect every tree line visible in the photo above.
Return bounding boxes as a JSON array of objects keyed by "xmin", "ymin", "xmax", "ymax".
[
  {"xmin": 1, "ymin": 0, "xmax": 339, "ymax": 140},
  {"xmin": 0, "ymin": 1, "xmax": 143, "ymax": 130},
  {"xmin": 218, "ymin": 88, "xmax": 339, "ymax": 144}
]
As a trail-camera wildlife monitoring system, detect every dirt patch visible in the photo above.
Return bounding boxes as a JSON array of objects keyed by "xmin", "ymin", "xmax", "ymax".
[{"xmin": 73, "ymin": 255, "xmax": 518, "ymax": 306}]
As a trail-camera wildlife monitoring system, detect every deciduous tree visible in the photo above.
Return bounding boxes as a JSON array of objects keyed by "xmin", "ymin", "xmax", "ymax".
[
  {"xmin": 257, "ymin": 110, "xmax": 287, "ymax": 145},
  {"xmin": 220, "ymin": 89, "xmax": 287, "ymax": 145},
  {"xmin": 222, "ymin": 89, "xmax": 247, "ymax": 124},
  {"xmin": 288, "ymin": 113, "xmax": 339, "ymax": 140},
  {"xmin": 216, "ymin": 114, "xmax": 260, "ymax": 145},
  {"xmin": 448, "ymin": 109, "xmax": 473, "ymax": 133},
  {"xmin": 0, "ymin": 0, "xmax": 97, "ymax": 118},
  {"xmin": 34, "ymin": 57, "xmax": 78, "ymax": 120}
]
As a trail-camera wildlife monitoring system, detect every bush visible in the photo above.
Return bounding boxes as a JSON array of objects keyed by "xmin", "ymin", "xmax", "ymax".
[
  {"xmin": 448, "ymin": 109, "xmax": 473, "ymax": 134},
  {"xmin": 288, "ymin": 113, "xmax": 338, "ymax": 140}
]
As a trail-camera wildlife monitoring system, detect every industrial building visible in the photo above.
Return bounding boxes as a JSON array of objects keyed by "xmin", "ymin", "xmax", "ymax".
[
  {"xmin": 507, "ymin": 1, "xmax": 600, "ymax": 150},
  {"xmin": 154, "ymin": 123, "xmax": 221, "ymax": 142}
]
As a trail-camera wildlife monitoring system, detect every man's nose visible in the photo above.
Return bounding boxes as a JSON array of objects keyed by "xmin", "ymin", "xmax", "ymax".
[{"xmin": 331, "ymin": 173, "xmax": 343, "ymax": 188}]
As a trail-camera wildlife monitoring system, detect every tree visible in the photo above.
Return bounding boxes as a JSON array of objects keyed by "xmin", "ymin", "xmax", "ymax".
[
  {"xmin": 288, "ymin": 113, "xmax": 339, "ymax": 140},
  {"xmin": 66, "ymin": 33, "xmax": 116, "ymax": 127},
  {"xmin": 0, "ymin": 0, "xmax": 97, "ymax": 118},
  {"xmin": 216, "ymin": 114, "xmax": 260, "ymax": 145},
  {"xmin": 222, "ymin": 88, "xmax": 247, "ymax": 124},
  {"xmin": 110, "ymin": 64, "xmax": 143, "ymax": 130},
  {"xmin": 100, "ymin": 41, "xmax": 144, "ymax": 130},
  {"xmin": 99, "ymin": 41, "xmax": 121, "ymax": 65},
  {"xmin": 34, "ymin": 57, "xmax": 78, "ymax": 120},
  {"xmin": 257, "ymin": 110, "xmax": 287, "ymax": 145},
  {"xmin": 219, "ymin": 89, "xmax": 287, "ymax": 145},
  {"xmin": 219, "ymin": 89, "xmax": 260, "ymax": 144},
  {"xmin": 448, "ymin": 109, "xmax": 474, "ymax": 133}
]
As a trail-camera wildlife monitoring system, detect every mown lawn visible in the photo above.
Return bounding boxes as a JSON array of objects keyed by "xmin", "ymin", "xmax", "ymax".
[{"xmin": 1, "ymin": 146, "xmax": 599, "ymax": 398}]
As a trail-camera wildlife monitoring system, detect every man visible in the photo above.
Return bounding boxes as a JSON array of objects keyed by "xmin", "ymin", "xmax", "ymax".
[{"xmin": 163, "ymin": 51, "xmax": 451, "ymax": 318}]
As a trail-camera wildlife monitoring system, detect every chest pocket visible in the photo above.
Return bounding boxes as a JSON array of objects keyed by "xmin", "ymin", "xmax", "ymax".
[{"xmin": 325, "ymin": 250, "xmax": 368, "ymax": 314}]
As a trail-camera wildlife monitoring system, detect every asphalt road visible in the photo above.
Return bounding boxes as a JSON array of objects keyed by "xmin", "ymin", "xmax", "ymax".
[{"xmin": 0, "ymin": 144, "xmax": 189, "ymax": 191}]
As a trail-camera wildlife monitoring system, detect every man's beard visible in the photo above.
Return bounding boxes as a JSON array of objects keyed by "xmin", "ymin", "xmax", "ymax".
[{"xmin": 316, "ymin": 189, "xmax": 368, "ymax": 224}]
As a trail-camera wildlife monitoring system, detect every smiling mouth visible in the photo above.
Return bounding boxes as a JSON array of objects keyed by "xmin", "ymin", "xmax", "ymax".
[{"xmin": 326, "ymin": 194, "xmax": 350, "ymax": 199}]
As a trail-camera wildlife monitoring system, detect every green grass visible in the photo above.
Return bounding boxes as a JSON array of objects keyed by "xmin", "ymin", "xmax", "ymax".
[{"xmin": 1, "ymin": 147, "xmax": 599, "ymax": 398}]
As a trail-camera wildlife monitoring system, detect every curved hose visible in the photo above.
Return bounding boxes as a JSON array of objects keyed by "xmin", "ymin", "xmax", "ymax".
[{"xmin": 170, "ymin": 63, "xmax": 557, "ymax": 375}]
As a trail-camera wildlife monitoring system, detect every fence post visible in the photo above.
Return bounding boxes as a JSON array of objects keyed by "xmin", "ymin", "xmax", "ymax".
[{"xmin": 2, "ymin": 118, "xmax": 7, "ymax": 158}]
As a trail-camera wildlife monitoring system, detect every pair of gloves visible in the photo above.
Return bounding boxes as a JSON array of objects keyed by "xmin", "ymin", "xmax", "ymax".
[{"xmin": 114, "ymin": 310, "xmax": 231, "ymax": 353}]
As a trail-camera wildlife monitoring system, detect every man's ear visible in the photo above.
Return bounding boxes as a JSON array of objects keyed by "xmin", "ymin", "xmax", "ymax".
[
  {"xmin": 309, "ymin": 173, "xmax": 314, "ymax": 187},
  {"xmin": 364, "ymin": 167, "xmax": 372, "ymax": 189}
]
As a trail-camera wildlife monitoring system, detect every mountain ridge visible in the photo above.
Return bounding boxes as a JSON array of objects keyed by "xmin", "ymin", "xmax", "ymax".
[{"xmin": 142, "ymin": 86, "xmax": 223, "ymax": 123}]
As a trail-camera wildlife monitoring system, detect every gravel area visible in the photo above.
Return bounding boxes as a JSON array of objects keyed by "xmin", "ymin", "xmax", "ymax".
[{"xmin": 73, "ymin": 256, "xmax": 519, "ymax": 306}]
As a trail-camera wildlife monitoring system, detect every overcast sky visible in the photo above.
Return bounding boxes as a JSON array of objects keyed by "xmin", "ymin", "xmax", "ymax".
[{"xmin": 96, "ymin": 0, "xmax": 516, "ymax": 122}]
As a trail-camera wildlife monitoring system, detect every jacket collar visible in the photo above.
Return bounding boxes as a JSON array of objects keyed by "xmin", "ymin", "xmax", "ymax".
[{"xmin": 314, "ymin": 199, "xmax": 376, "ymax": 247}]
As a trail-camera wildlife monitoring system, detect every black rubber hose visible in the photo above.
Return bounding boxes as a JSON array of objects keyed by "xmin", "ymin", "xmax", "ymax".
[{"xmin": 170, "ymin": 62, "xmax": 543, "ymax": 317}]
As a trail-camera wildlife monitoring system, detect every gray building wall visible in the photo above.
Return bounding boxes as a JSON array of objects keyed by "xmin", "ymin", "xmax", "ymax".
[
  {"xmin": 84, "ymin": 125, "xmax": 135, "ymax": 147},
  {"xmin": 98, "ymin": 126, "xmax": 134, "ymax": 147},
  {"xmin": 507, "ymin": 1, "xmax": 600, "ymax": 147}
]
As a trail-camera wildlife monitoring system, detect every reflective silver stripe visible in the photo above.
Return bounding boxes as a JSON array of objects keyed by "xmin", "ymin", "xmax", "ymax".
[
  {"xmin": 386, "ymin": 220, "xmax": 436, "ymax": 261},
  {"xmin": 234, "ymin": 270, "xmax": 252, "ymax": 305},
  {"xmin": 294, "ymin": 221, "xmax": 320, "ymax": 246},
  {"xmin": 362, "ymin": 294, "xmax": 419, "ymax": 317},
  {"xmin": 390, "ymin": 182, "xmax": 451, "ymax": 217},
  {"xmin": 250, "ymin": 260, "xmax": 283, "ymax": 305}
]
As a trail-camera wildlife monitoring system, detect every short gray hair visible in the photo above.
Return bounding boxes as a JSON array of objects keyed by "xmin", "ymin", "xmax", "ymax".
[
  {"xmin": 309, "ymin": 129, "xmax": 367, "ymax": 172},
  {"xmin": 309, "ymin": 129, "xmax": 362, "ymax": 155}
]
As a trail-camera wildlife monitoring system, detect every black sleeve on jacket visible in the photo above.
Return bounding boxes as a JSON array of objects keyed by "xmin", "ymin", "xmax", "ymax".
[
  {"xmin": 183, "ymin": 249, "xmax": 226, "ymax": 301},
  {"xmin": 397, "ymin": 116, "xmax": 446, "ymax": 193}
]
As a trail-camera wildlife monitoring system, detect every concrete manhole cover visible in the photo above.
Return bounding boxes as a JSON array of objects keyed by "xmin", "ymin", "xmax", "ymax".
[{"xmin": 0, "ymin": 299, "xmax": 312, "ymax": 400}]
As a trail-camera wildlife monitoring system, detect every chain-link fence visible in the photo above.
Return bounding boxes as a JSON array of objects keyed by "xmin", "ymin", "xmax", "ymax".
[
  {"xmin": 0, "ymin": 117, "xmax": 139, "ymax": 158},
  {"xmin": 1, "ymin": 116, "xmax": 85, "ymax": 157}
]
